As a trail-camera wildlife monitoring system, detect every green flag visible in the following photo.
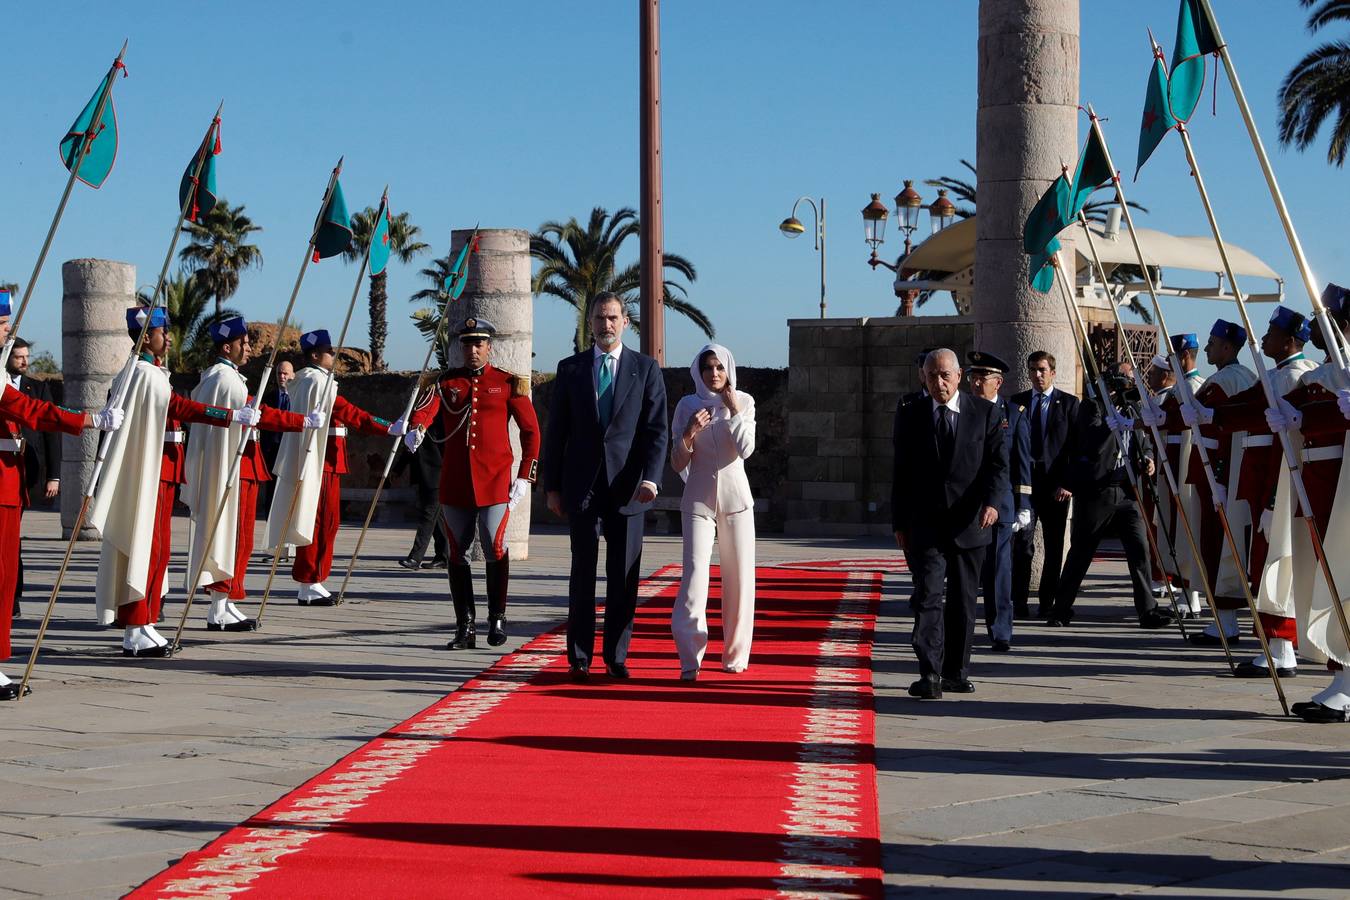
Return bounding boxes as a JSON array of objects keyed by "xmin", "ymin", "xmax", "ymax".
[
  {"xmin": 1024, "ymin": 173, "xmax": 1072, "ymax": 254},
  {"xmin": 178, "ymin": 118, "xmax": 221, "ymax": 225},
  {"xmin": 368, "ymin": 198, "xmax": 391, "ymax": 276},
  {"xmin": 442, "ymin": 231, "xmax": 479, "ymax": 300},
  {"xmin": 1029, "ymin": 236, "xmax": 1061, "ymax": 294},
  {"xmin": 59, "ymin": 62, "xmax": 125, "ymax": 189},
  {"xmin": 1168, "ymin": 0, "xmax": 1222, "ymax": 123},
  {"xmin": 312, "ymin": 179, "xmax": 353, "ymax": 262},
  {"xmin": 1068, "ymin": 127, "xmax": 1113, "ymax": 220},
  {"xmin": 1136, "ymin": 51, "xmax": 1178, "ymax": 179}
]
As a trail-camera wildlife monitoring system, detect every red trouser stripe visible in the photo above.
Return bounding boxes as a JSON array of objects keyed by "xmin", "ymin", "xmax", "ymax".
[{"xmin": 1257, "ymin": 613, "xmax": 1299, "ymax": 643}]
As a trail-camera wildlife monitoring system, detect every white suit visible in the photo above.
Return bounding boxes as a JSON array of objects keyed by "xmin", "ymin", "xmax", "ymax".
[{"xmin": 670, "ymin": 343, "xmax": 757, "ymax": 673}]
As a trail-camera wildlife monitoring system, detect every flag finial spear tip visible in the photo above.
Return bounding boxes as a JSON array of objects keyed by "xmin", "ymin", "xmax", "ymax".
[
  {"xmin": 117, "ymin": 39, "xmax": 128, "ymax": 58},
  {"xmin": 215, "ymin": 99, "xmax": 225, "ymax": 117}
]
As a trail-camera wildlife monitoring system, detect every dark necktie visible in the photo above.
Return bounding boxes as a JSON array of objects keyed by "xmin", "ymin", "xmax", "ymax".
[
  {"xmin": 279, "ymin": 389, "xmax": 290, "ymax": 412},
  {"xmin": 1030, "ymin": 393, "xmax": 1045, "ymax": 461},
  {"xmin": 598, "ymin": 356, "xmax": 615, "ymax": 430},
  {"xmin": 937, "ymin": 405, "xmax": 955, "ymax": 458}
]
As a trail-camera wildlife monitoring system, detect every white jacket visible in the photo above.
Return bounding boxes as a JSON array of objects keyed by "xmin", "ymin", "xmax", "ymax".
[{"xmin": 671, "ymin": 392, "xmax": 756, "ymax": 517}]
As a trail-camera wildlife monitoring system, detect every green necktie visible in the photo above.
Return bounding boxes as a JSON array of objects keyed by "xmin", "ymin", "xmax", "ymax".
[{"xmin": 598, "ymin": 355, "xmax": 615, "ymax": 429}]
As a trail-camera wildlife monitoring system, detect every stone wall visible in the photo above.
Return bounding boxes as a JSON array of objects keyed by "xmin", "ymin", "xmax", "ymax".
[{"xmin": 783, "ymin": 316, "xmax": 976, "ymax": 536}]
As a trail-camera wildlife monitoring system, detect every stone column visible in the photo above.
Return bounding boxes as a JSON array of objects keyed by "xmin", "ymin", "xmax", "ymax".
[
  {"xmin": 60, "ymin": 259, "xmax": 135, "ymax": 539},
  {"xmin": 444, "ymin": 229, "xmax": 534, "ymax": 560},
  {"xmin": 975, "ymin": 0, "xmax": 1080, "ymax": 396}
]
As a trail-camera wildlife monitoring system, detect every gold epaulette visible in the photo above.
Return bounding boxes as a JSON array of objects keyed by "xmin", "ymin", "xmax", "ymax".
[{"xmin": 502, "ymin": 370, "xmax": 531, "ymax": 396}]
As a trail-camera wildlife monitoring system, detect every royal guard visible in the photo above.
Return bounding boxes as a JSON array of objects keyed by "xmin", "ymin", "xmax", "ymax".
[
  {"xmin": 266, "ymin": 328, "xmax": 403, "ymax": 605},
  {"xmin": 182, "ymin": 317, "xmax": 323, "ymax": 632},
  {"xmin": 87, "ymin": 307, "xmax": 262, "ymax": 658},
  {"xmin": 1166, "ymin": 320, "xmax": 1258, "ymax": 646},
  {"xmin": 407, "ymin": 317, "xmax": 540, "ymax": 649},
  {"xmin": 0, "ymin": 293, "xmax": 123, "ymax": 697},
  {"xmin": 1209, "ymin": 306, "xmax": 1317, "ymax": 677}
]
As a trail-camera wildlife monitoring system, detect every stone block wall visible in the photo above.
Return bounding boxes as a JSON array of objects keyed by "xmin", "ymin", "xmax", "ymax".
[{"xmin": 783, "ymin": 316, "xmax": 976, "ymax": 536}]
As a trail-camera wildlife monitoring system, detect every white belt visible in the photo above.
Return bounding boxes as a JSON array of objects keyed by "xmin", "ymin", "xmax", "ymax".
[
  {"xmin": 1242, "ymin": 434, "xmax": 1273, "ymax": 448},
  {"xmin": 331, "ymin": 426, "xmax": 348, "ymax": 438},
  {"xmin": 1303, "ymin": 445, "xmax": 1344, "ymax": 463},
  {"xmin": 1165, "ymin": 435, "xmax": 1183, "ymax": 445},
  {"xmin": 163, "ymin": 430, "xmax": 185, "ymax": 444},
  {"xmin": 0, "ymin": 437, "xmax": 23, "ymax": 453},
  {"xmin": 1197, "ymin": 437, "xmax": 1220, "ymax": 450}
]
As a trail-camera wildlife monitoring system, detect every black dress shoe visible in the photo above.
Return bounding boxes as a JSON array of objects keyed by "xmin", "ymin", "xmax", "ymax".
[
  {"xmin": 1296, "ymin": 702, "xmax": 1350, "ymax": 724},
  {"xmin": 569, "ymin": 664, "xmax": 589, "ymax": 683},
  {"xmin": 991, "ymin": 639, "xmax": 1011, "ymax": 653},
  {"xmin": 1188, "ymin": 631, "xmax": 1240, "ymax": 647},
  {"xmin": 122, "ymin": 644, "xmax": 173, "ymax": 659},
  {"xmin": 398, "ymin": 557, "xmax": 421, "ymax": 570},
  {"xmin": 1045, "ymin": 618, "xmax": 1064, "ymax": 627},
  {"xmin": 1292, "ymin": 700, "xmax": 1318, "ymax": 715},
  {"xmin": 1234, "ymin": 660, "xmax": 1296, "ymax": 678},
  {"xmin": 941, "ymin": 677, "xmax": 975, "ymax": 694},
  {"xmin": 206, "ymin": 619, "xmax": 258, "ymax": 632},
  {"xmin": 1139, "ymin": 609, "xmax": 1176, "ymax": 629},
  {"xmin": 308, "ymin": 597, "xmax": 337, "ymax": 608},
  {"xmin": 0, "ymin": 682, "xmax": 32, "ymax": 701},
  {"xmin": 424, "ymin": 556, "xmax": 448, "ymax": 570},
  {"xmin": 486, "ymin": 617, "xmax": 506, "ymax": 647},
  {"xmin": 606, "ymin": 662, "xmax": 631, "ymax": 679},
  {"xmin": 907, "ymin": 677, "xmax": 942, "ymax": 700},
  {"xmin": 448, "ymin": 621, "xmax": 476, "ymax": 650}
]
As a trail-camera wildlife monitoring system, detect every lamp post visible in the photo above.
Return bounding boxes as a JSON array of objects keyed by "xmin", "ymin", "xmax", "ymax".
[
  {"xmin": 779, "ymin": 196, "xmax": 827, "ymax": 319},
  {"xmin": 863, "ymin": 181, "xmax": 959, "ymax": 316}
]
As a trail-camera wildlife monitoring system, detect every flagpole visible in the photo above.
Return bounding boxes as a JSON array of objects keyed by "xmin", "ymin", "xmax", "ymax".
[
  {"xmin": 169, "ymin": 158, "xmax": 345, "ymax": 652},
  {"xmin": 1172, "ymin": 118, "xmax": 1350, "ymax": 656},
  {"xmin": 252, "ymin": 187, "xmax": 386, "ymax": 628},
  {"xmin": 1198, "ymin": 0, "xmax": 1350, "ymax": 377},
  {"xmin": 334, "ymin": 227, "xmax": 481, "ymax": 606},
  {"xmin": 1075, "ymin": 215, "xmax": 1238, "ymax": 665},
  {"xmin": 1, "ymin": 41, "xmax": 128, "ymax": 372},
  {"xmin": 1085, "ymin": 104, "xmax": 1288, "ymax": 715},
  {"xmin": 17, "ymin": 104, "xmax": 226, "ymax": 701},
  {"xmin": 1046, "ymin": 252, "xmax": 1194, "ymax": 637}
]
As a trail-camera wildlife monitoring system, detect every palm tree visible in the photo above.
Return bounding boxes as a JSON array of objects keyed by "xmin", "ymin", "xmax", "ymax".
[
  {"xmin": 1278, "ymin": 1, "xmax": 1350, "ymax": 165},
  {"xmin": 923, "ymin": 160, "xmax": 977, "ymax": 219},
  {"xmin": 409, "ymin": 255, "xmax": 459, "ymax": 369},
  {"xmin": 137, "ymin": 273, "xmax": 240, "ymax": 372},
  {"xmin": 530, "ymin": 206, "xmax": 710, "ymax": 352},
  {"xmin": 179, "ymin": 197, "xmax": 263, "ymax": 317},
  {"xmin": 346, "ymin": 206, "xmax": 429, "ymax": 372}
]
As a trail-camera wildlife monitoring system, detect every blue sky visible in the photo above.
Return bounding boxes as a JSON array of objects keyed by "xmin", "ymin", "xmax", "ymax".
[{"xmin": 2, "ymin": 1, "xmax": 1345, "ymax": 373}]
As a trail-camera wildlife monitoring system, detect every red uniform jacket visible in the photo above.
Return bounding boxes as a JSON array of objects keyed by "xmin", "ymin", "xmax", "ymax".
[
  {"xmin": 164, "ymin": 392, "xmax": 233, "ymax": 485},
  {"xmin": 410, "ymin": 365, "xmax": 541, "ymax": 507},
  {"xmin": 241, "ymin": 401, "xmax": 306, "ymax": 483},
  {"xmin": 324, "ymin": 395, "xmax": 390, "ymax": 475},
  {"xmin": 0, "ymin": 385, "xmax": 85, "ymax": 508}
]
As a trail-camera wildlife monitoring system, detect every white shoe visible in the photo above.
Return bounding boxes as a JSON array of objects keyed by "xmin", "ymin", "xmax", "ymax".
[
  {"xmin": 1310, "ymin": 669, "xmax": 1350, "ymax": 710},
  {"xmin": 312, "ymin": 583, "xmax": 331, "ymax": 598},
  {"xmin": 1201, "ymin": 608, "xmax": 1241, "ymax": 639},
  {"xmin": 297, "ymin": 583, "xmax": 333, "ymax": 605},
  {"xmin": 0, "ymin": 670, "xmax": 12, "ymax": 687},
  {"xmin": 122, "ymin": 626, "xmax": 171, "ymax": 657}
]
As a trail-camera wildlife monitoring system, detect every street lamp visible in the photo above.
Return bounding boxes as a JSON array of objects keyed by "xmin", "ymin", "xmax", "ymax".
[
  {"xmin": 894, "ymin": 179, "xmax": 924, "ymax": 255},
  {"xmin": 779, "ymin": 196, "xmax": 827, "ymax": 319},
  {"xmin": 861, "ymin": 193, "xmax": 889, "ymax": 267},
  {"xmin": 929, "ymin": 188, "xmax": 957, "ymax": 234}
]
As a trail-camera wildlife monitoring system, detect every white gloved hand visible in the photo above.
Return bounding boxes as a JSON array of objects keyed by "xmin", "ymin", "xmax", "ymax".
[
  {"xmin": 303, "ymin": 410, "xmax": 326, "ymax": 430},
  {"xmin": 1259, "ymin": 508, "xmax": 1274, "ymax": 536},
  {"xmin": 232, "ymin": 405, "xmax": 261, "ymax": 427},
  {"xmin": 1338, "ymin": 388, "xmax": 1350, "ymax": 422},
  {"xmin": 93, "ymin": 406, "xmax": 123, "ymax": 432},
  {"xmin": 1265, "ymin": 398, "xmax": 1303, "ymax": 433},
  {"xmin": 1138, "ymin": 398, "xmax": 1165, "ymax": 429},
  {"xmin": 508, "ymin": 478, "xmax": 530, "ymax": 511},
  {"xmin": 1180, "ymin": 402, "xmax": 1213, "ymax": 428},
  {"xmin": 403, "ymin": 428, "xmax": 424, "ymax": 453},
  {"xmin": 387, "ymin": 416, "xmax": 410, "ymax": 437},
  {"xmin": 1106, "ymin": 410, "xmax": 1135, "ymax": 433},
  {"xmin": 1211, "ymin": 483, "xmax": 1228, "ymax": 507},
  {"xmin": 1012, "ymin": 508, "xmax": 1033, "ymax": 533}
]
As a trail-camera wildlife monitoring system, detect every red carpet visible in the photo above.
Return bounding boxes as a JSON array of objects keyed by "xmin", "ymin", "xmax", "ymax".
[{"xmin": 131, "ymin": 564, "xmax": 883, "ymax": 898}]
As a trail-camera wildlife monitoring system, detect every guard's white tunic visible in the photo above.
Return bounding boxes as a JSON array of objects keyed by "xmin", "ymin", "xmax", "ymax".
[
  {"xmin": 183, "ymin": 360, "xmax": 248, "ymax": 590},
  {"xmin": 265, "ymin": 365, "xmax": 335, "ymax": 551}
]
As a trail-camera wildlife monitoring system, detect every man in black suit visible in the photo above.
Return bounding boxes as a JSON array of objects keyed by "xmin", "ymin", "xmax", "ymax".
[
  {"xmin": 392, "ymin": 401, "xmax": 448, "ymax": 570},
  {"xmin": 893, "ymin": 348, "xmax": 1008, "ymax": 699},
  {"xmin": 6, "ymin": 339, "xmax": 61, "ymax": 617},
  {"xmin": 544, "ymin": 292, "xmax": 668, "ymax": 680},
  {"xmin": 1047, "ymin": 371, "xmax": 1176, "ymax": 629},
  {"xmin": 1011, "ymin": 350, "xmax": 1081, "ymax": 620}
]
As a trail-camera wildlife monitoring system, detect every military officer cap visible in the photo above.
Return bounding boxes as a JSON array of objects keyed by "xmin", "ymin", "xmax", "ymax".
[
  {"xmin": 1149, "ymin": 353, "xmax": 1170, "ymax": 372},
  {"xmin": 1170, "ymin": 333, "xmax": 1199, "ymax": 353},
  {"xmin": 127, "ymin": 305, "xmax": 170, "ymax": 338},
  {"xmin": 0, "ymin": 288, "xmax": 10, "ymax": 318},
  {"xmin": 458, "ymin": 317, "xmax": 496, "ymax": 341},
  {"xmin": 300, "ymin": 328, "xmax": 333, "ymax": 352},
  {"xmin": 1321, "ymin": 282, "xmax": 1350, "ymax": 318},
  {"xmin": 1268, "ymin": 305, "xmax": 1311, "ymax": 343},
  {"xmin": 1209, "ymin": 318, "xmax": 1246, "ymax": 346},
  {"xmin": 965, "ymin": 350, "xmax": 1010, "ymax": 376},
  {"xmin": 209, "ymin": 315, "xmax": 249, "ymax": 344}
]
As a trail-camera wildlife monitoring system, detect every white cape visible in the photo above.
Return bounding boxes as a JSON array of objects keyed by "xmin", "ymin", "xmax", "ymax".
[
  {"xmin": 88, "ymin": 359, "xmax": 170, "ymax": 624},
  {"xmin": 182, "ymin": 361, "xmax": 246, "ymax": 590},
  {"xmin": 265, "ymin": 365, "xmax": 334, "ymax": 551}
]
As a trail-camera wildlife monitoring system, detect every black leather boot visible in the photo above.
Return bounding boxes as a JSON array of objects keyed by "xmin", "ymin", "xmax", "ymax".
[
  {"xmin": 447, "ymin": 563, "xmax": 476, "ymax": 649},
  {"xmin": 485, "ymin": 553, "xmax": 509, "ymax": 647}
]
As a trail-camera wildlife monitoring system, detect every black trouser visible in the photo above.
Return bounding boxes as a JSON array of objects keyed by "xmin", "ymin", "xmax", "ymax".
[
  {"xmin": 408, "ymin": 483, "xmax": 448, "ymax": 562},
  {"xmin": 1013, "ymin": 489, "xmax": 1069, "ymax": 612},
  {"xmin": 566, "ymin": 487, "xmax": 645, "ymax": 668},
  {"xmin": 910, "ymin": 540, "xmax": 986, "ymax": 682},
  {"xmin": 1050, "ymin": 482, "xmax": 1157, "ymax": 623}
]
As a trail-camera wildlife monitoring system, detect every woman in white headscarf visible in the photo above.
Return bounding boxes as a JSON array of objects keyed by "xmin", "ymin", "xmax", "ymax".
[{"xmin": 670, "ymin": 343, "xmax": 757, "ymax": 680}]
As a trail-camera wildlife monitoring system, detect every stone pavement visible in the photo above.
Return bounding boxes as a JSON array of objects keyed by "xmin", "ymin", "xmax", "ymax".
[{"xmin": 0, "ymin": 510, "xmax": 1347, "ymax": 898}]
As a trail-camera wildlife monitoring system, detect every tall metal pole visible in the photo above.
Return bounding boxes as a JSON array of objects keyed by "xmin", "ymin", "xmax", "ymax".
[
  {"xmin": 639, "ymin": 0, "xmax": 665, "ymax": 364},
  {"xmin": 818, "ymin": 198, "xmax": 827, "ymax": 319}
]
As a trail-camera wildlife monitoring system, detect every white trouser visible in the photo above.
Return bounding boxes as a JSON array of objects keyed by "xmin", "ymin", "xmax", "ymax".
[{"xmin": 672, "ymin": 507, "xmax": 756, "ymax": 671}]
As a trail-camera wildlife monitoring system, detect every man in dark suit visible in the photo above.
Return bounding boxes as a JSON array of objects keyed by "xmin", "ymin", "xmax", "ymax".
[
  {"xmin": 544, "ymin": 292, "xmax": 669, "ymax": 680},
  {"xmin": 1047, "ymin": 372, "xmax": 1176, "ymax": 629},
  {"xmin": 392, "ymin": 400, "xmax": 448, "ymax": 570},
  {"xmin": 966, "ymin": 351, "xmax": 1032, "ymax": 652},
  {"xmin": 893, "ymin": 348, "xmax": 1008, "ymax": 699},
  {"xmin": 1011, "ymin": 350, "xmax": 1081, "ymax": 620},
  {"xmin": 6, "ymin": 339, "xmax": 61, "ymax": 617}
]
